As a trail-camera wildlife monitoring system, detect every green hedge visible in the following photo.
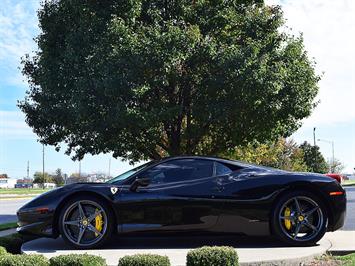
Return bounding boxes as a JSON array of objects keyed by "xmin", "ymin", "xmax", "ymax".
[
  {"xmin": 186, "ymin": 246, "xmax": 238, "ymax": 266},
  {"xmin": 0, "ymin": 246, "xmax": 7, "ymax": 256},
  {"xmin": 49, "ymin": 254, "xmax": 106, "ymax": 266},
  {"xmin": 118, "ymin": 254, "xmax": 170, "ymax": 266},
  {"xmin": 0, "ymin": 254, "xmax": 49, "ymax": 266},
  {"xmin": 0, "ymin": 235, "xmax": 24, "ymax": 254}
]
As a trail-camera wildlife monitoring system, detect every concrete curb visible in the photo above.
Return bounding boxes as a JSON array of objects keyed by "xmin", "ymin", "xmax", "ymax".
[{"xmin": 22, "ymin": 236, "xmax": 332, "ymax": 266}]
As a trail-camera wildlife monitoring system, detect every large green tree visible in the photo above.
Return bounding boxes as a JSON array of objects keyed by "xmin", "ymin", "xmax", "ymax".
[
  {"xmin": 226, "ymin": 138, "xmax": 308, "ymax": 172},
  {"xmin": 299, "ymin": 142, "xmax": 328, "ymax": 173},
  {"xmin": 20, "ymin": 0, "xmax": 320, "ymax": 162}
]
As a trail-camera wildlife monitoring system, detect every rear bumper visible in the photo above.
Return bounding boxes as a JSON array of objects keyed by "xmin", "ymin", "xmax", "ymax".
[{"xmin": 327, "ymin": 192, "xmax": 346, "ymax": 231}]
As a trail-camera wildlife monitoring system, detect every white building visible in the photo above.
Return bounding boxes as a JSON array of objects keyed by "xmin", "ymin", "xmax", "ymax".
[{"xmin": 0, "ymin": 178, "xmax": 17, "ymax": 188}]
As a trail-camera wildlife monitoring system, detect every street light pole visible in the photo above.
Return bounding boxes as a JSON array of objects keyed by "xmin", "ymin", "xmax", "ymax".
[{"xmin": 317, "ymin": 138, "xmax": 335, "ymax": 173}]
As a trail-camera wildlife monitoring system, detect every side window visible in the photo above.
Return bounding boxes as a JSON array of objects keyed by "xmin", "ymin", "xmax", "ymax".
[
  {"xmin": 142, "ymin": 159, "xmax": 214, "ymax": 184},
  {"xmin": 215, "ymin": 162, "xmax": 233, "ymax": 176}
]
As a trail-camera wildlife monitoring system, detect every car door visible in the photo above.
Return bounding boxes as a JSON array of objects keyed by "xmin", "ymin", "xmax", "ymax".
[{"xmin": 117, "ymin": 158, "xmax": 220, "ymax": 233}]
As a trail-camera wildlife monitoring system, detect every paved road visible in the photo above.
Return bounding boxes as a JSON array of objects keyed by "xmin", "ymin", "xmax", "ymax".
[
  {"xmin": 0, "ymin": 187, "xmax": 354, "ymax": 230},
  {"xmin": 0, "ymin": 199, "xmax": 29, "ymax": 224},
  {"xmin": 343, "ymin": 187, "xmax": 355, "ymax": 230}
]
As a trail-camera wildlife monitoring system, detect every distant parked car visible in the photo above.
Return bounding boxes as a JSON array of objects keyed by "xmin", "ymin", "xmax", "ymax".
[
  {"xmin": 325, "ymin": 174, "xmax": 343, "ymax": 183},
  {"xmin": 15, "ymin": 183, "xmax": 33, "ymax": 188}
]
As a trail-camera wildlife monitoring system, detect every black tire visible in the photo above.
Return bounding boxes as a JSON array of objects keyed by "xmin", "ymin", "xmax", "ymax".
[
  {"xmin": 271, "ymin": 190, "xmax": 328, "ymax": 246},
  {"xmin": 59, "ymin": 195, "xmax": 115, "ymax": 249}
]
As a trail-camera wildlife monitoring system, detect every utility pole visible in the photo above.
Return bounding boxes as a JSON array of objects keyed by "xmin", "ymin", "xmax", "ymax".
[
  {"xmin": 79, "ymin": 161, "xmax": 81, "ymax": 179},
  {"xmin": 42, "ymin": 144, "xmax": 45, "ymax": 178},
  {"xmin": 27, "ymin": 161, "xmax": 29, "ymax": 179},
  {"xmin": 42, "ymin": 144, "xmax": 45, "ymax": 189},
  {"xmin": 313, "ymin": 127, "xmax": 316, "ymax": 146},
  {"xmin": 313, "ymin": 127, "xmax": 317, "ymax": 172},
  {"xmin": 108, "ymin": 158, "xmax": 111, "ymax": 180}
]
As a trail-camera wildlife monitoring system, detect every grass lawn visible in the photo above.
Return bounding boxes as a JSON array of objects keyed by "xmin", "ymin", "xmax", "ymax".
[
  {"xmin": 343, "ymin": 180, "xmax": 355, "ymax": 187},
  {"xmin": 309, "ymin": 253, "xmax": 355, "ymax": 265},
  {"xmin": 0, "ymin": 188, "xmax": 51, "ymax": 195},
  {"xmin": 0, "ymin": 222, "xmax": 17, "ymax": 231}
]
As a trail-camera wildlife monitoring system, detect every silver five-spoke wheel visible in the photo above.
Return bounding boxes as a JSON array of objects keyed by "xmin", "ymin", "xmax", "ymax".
[
  {"xmin": 278, "ymin": 196, "xmax": 324, "ymax": 242},
  {"xmin": 62, "ymin": 200, "xmax": 108, "ymax": 247}
]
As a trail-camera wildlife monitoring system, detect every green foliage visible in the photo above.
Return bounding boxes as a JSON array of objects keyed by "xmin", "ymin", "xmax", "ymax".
[
  {"xmin": 327, "ymin": 158, "xmax": 345, "ymax": 174},
  {"xmin": 0, "ymin": 254, "xmax": 49, "ymax": 266},
  {"xmin": 118, "ymin": 254, "xmax": 170, "ymax": 266},
  {"xmin": 49, "ymin": 254, "xmax": 106, "ymax": 266},
  {"xmin": 0, "ymin": 235, "xmax": 24, "ymax": 254},
  {"xmin": 227, "ymin": 138, "xmax": 308, "ymax": 171},
  {"xmin": 52, "ymin": 169, "xmax": 64, "ymax": 186},
  {"xmin": 299, "ymin": 142, "xmax": 328, "ymax": 173},
  {"xmin": 0, "ymin": 246, "xmax": 7, "ymax": 256},
  {"xmin": 186, "ymin": 246, "xmax": 238, "ymax": 266},
  {"xmin": 33, "ymin": 172, "xmax": 53, "ymax": 188},
  {"xmin": 20, "ymin": 0, "xmax": 320, "ymax": 162}
]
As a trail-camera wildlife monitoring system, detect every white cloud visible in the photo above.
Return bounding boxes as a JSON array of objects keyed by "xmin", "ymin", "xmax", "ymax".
[
  {"xmin": 0, "ymin": 110, "xmax": 36, "ymax": 139},
  {"xmin": 0, "ymin": 0, "xmax": 40, "ymax": 86},
  {"xmin": 266, "ymin": 0, "xmax": 355, "ymax": 128}
]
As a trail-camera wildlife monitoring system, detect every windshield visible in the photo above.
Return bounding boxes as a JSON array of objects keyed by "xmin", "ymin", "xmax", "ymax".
[{"xmin": 106, "ymin": 161, "xmax": 156, "ymax": 184}]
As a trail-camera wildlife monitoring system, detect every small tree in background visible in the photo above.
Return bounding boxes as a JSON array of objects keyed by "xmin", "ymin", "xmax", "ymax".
[
  {"xmin": 0, "ymin": 174, "xmax": 9, "ymax": 179},
  {"xmin": 52, "ymin": 168, "xmax": 65, "ymax": 186},
  {"xmin": 33, "ymin": 172, "xmax": 53, "ymax": 188},
  {"xmin": 226, "ymin": 138, "xmax": 308, "ymax": 172},
  {"xmin": 328, "ymin": 158, "xmax": 345, "ymax": 174},
  {"xmin": 299, "ymin": 142, "xmax": 328, "ymax": 173}
]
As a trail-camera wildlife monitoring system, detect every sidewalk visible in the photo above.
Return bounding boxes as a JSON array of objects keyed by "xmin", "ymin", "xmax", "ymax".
[{"xmin": 22, "ymin": 232, "xmax": 355, "ymax": 266}]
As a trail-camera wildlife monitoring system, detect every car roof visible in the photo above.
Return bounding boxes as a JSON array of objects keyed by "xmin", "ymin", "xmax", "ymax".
[{"xmin": 159, "ymin": 155, "xmax": 256, "ymax": 168}]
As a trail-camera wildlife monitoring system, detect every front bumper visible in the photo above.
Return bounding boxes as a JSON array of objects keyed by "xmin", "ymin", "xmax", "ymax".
[{"xmin": 17, "ymin": 208, "xmax": 57, "ymax": 238}]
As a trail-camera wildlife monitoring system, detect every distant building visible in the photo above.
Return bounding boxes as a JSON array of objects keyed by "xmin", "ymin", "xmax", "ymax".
[{"xmin": 0, "ymin": 178, "xmax": 17, "ymax": 188}]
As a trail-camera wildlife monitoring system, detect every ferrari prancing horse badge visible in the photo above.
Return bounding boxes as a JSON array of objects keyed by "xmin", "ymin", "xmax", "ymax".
[{"xmin": 110, "ymin": 187, "xmax": 118, "ymax": 194}]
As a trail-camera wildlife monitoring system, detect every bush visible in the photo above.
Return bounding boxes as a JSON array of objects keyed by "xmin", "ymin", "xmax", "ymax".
[
  {"xmin": 0, "ymin": 235, "xmax": 24, "ymax": 254},
  {"xmin": 49, "ymin": 254, "xmax": 106, "ymax": 266},
  {"xmin": 0, "ymin": 254, "xmax": 49, "ymax": 266},
  {"xmin": 118, "ymin": 254, "xmax": 170, "ymax": 266},
  {"xmin": 0, "ymin": 246, "xmax": 7, "ymax": 256},
  {"xmin": 186, "ymin": 246, "xmax": 238, "ymax": 266}
]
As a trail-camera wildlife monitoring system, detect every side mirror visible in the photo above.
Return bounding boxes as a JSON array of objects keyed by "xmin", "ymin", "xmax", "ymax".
[{"xmin": 130, "ymin": 177, "xmax": 150, "ymax": 192}]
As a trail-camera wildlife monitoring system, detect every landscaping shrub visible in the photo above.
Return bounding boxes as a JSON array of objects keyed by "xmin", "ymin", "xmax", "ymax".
[
  {"xmin": 0, "ymin": 254, "xmax": 49, "ymax": 266},
  {"xmin": 186, "ymin": 246, "xmax": 238, "ymax": 266},
  {"xmin": 0, "ymin": 235, "xmax": 24, "ymax": 254},
  {"xmin": 49, "ymin": 254, "xmax": 106, "ymax": 266},
  {"xmin": 0, "ymin": 247, "xmax": 7, "ymax": 256},
  {"xmin": 118, "ymin": 254, "xmax": 170, "ymax": 266}
]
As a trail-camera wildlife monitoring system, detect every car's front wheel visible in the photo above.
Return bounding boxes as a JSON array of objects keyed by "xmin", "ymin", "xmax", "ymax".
[
  {"xmin": 59, "ymin": 195, "xmax": 114, "ymax": 249},
  {"xmin": 271, "ymin": 191, "xmax": 327, "ymax": 246}
]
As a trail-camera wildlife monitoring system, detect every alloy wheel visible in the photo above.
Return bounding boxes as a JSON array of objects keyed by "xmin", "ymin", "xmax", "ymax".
[
  {"xmin": 62, "ymin": 200, "xmax": 108, "ymax": 247},
  {"xmin": 278, "ymin": 196, "xmax": 324, "ymax": 242}
]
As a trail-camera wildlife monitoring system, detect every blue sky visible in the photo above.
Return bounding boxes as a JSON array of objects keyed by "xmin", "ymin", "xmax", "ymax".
[{"xmin": 0, "ymin": 0, "xmax": 354, "ymax": 179}]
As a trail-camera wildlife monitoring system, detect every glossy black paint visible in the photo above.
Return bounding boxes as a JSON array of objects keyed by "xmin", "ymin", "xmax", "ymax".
[{"xmin": 17, "ymin": 156, "xmax": 346, "ymax": 239}]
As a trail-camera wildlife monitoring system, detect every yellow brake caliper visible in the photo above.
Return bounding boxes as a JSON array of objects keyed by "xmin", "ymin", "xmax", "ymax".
[
  {"xmin": 284, "ymin": 207, "xmax": 292, "ymax": 230},
  {"xmin": 94, "ymin": 209, "xmax": 103, "ymax": 236}
]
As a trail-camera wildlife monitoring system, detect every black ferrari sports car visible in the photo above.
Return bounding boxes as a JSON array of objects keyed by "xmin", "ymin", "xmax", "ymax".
[{"xmin": 17, "ymin": 156, "xmax": 346, "ymax": 248}]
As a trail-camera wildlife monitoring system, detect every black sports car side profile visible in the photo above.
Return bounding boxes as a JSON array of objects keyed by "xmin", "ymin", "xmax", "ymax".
[{"xmin": 17, "ymin": 156, "xmax": 346, "ymax": 248}]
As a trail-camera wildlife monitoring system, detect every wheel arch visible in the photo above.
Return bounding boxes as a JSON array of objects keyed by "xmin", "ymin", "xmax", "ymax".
[
  {"xmin": 52, "ymin": 191, "xmax": 118, "ymax": 237},
  {"xmin": 269, "ymin": 182, "xmax": 333, "ymax": 234}
]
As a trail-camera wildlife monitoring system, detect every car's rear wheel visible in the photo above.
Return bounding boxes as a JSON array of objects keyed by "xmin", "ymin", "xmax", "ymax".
[
  {"xmin": 59, "ymin": 195, "xmax": 114, "ymax": 249},
  {"xmin": 271, "ymin": 191, "xmax": 327, "ymax": 246}
]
